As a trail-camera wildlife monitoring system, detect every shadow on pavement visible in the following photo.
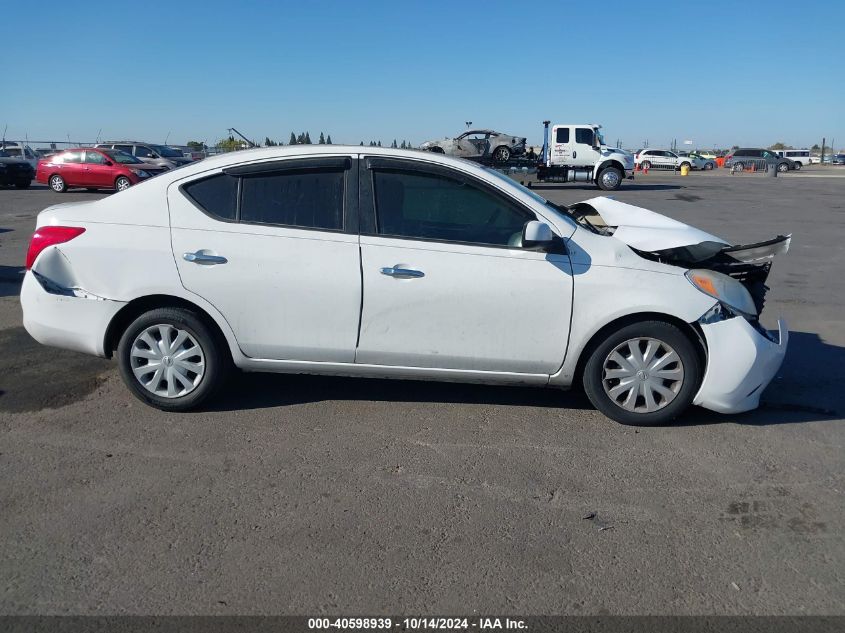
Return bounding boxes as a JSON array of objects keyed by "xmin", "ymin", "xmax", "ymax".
[
  {"xmin": 524, "ymin": 183, "xmax": 683, "ymax": 192},
  {"xmin": 0, "ymin": 265, "xmax": 24, "ymax": 298},
  {"xmin": 207, "ymin": 331, "xmax": 842, "ymax": 426}
]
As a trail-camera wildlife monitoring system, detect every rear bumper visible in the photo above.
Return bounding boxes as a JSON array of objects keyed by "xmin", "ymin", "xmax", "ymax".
[
  {"xmin": 20, "ymin": 271, "xmax": 125, "ymax": 357},
  {"xmin": 694, "ymin": 316, "xmax": 788, "ymax": 414}
]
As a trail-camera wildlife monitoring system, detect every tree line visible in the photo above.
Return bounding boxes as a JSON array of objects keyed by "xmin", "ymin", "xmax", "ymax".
[{"xmin": 189, "ymin": 134, "xmax": 415, "ymax": 152}]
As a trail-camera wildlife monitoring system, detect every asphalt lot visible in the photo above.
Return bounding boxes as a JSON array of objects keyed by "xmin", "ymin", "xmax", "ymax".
[{"xmin": 0, "ymin": 168, "xmax": 843, "ymax": 615}]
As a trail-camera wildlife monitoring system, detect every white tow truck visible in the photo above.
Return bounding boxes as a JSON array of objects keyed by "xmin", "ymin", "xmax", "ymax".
[{"xmin": 533, "ymin": 121, "xmax": 635, "ymax": 191}]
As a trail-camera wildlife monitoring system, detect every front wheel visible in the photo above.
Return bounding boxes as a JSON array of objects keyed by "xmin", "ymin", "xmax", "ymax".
[
  {"xmin": 703, "ymin": 162, "xmax": 714, "ymax": 171},
  {"xmin": 492, "ymin": 146, "xmax": 511, "ymax": 163},
  {"xmin": 640, "ymin": 160, "xmax": 651, "ymax": 170},
  {"xmin": 777, "ymin": 162, "xmax": 789, "ymax": 173},
  {"xmin": 115, "ymin": 176, "xmax": 132, "ymax": 191},
  {"xmin": 582, "ymin": 321, "xmax": 702, "ymax": 426},
  {"xmin": 117, "ymin": 307, "xmax": 228, "ymax": 411},
  {"xmin": 596, "ymin": 166, "xmax": 623, "ymax": 191}
]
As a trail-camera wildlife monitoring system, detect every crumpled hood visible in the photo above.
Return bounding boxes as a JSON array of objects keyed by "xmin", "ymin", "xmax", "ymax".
[{"xmin": 575, "ymin": 196, "xmax": 729, "ymax": 252}]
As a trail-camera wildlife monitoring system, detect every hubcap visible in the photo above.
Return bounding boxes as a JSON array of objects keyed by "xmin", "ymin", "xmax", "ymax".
[
  {"xmin": 117, "ymin": 178, "xmax": 130, "ymax": 191},
  {"xmin": 601, "ymin": 337, "xmax": 684, "ymax": 413},
  {"xmin": 602, "ymin": 171, "xmax": 620, "ymax": 188},
  {"xmin": 130, "ymin": 324, "xmax": 205, "ymax": 398},
  {"xmin": 51, "ymin": 176, "xmax": 62, "ymax": 191}
]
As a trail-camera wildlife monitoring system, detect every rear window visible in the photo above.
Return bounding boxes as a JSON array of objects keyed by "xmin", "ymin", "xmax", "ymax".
[
  {"xmin": 240, "ymin": 169, "xmax": 344, "ymax": 230},
  {"xmin": 183, "ymin": 174, "xmax": 238, "ymax": 221}
]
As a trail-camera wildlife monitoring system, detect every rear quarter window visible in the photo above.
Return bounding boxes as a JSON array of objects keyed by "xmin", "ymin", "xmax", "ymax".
[{"xmin": 182, "ymin": 173, "xmax": 238, "ymax": 221}]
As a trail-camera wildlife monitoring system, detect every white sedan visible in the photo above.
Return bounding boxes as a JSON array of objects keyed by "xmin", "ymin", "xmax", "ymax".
[{"xmin": 21, "ymin": 147, "xmax": 790, "ymax": 425}]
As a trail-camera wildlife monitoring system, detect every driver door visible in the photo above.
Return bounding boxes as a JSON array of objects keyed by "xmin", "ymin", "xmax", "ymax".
[{"xmin": 356, "ymin": 157, "xmax": 573, "ymax": 375}]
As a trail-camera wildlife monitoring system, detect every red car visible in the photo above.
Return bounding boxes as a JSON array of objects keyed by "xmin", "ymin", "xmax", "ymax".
[{"xmin": 36, "ymin": 147, "xmax": 162, "ymax": 193}]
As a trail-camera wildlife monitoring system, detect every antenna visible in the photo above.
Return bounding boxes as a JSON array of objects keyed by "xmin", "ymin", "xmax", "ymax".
[
  {"xmin": 96, "ymin": 128, "xmax": 102, "ymax": 144},
  {"xmin": 164, "ymin": 130, "xmax": 171, "ymax": 144}
]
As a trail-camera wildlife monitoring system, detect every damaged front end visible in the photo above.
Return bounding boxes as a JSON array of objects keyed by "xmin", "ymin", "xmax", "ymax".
[
  {"xmin": 634, "ymin": 234, "xmax": 791, "ymax": 318},
  {"xmin": 566, "ymin": 197, "xmax": 791, "ymax": 414}
]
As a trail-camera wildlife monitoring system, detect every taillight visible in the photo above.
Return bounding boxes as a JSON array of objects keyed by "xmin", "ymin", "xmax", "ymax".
[{"xmin": 25, "ymin": 226, "xmax": 86, "ymax": 270}]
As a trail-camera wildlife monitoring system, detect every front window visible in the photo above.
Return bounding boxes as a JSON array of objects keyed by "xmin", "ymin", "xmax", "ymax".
[
  {"xmin": 373, "ymin": 169, "xmax": 532, "ymax": 246},
  {"xmin": 575, "ymin": 128, "xmax": 595, "ymax": 145}
]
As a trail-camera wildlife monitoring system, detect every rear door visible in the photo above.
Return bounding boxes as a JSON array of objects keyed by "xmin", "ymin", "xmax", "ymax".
[
  {"xmin": 551, "ymin": 126, "xmax": 571, "ymax": 164},
  {"xmin": 56, "ymin": 150, "xmax": 85, "ymax": 185},
  {"xmin": 168, "ymin": 156, "xmax": 362, "ymax": 361},
  {"xmin": 356, "ymin": 157, "xmax": 573, "ymax": 375}
]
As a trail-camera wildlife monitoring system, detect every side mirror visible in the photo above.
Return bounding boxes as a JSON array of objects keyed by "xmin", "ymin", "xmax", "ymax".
[
  {"xmin": 522, "ymin": 220, "xmax": 555, "ymax": 249},
  {"xmin": 104, "ymin": 160, "xmax": 113, "ymax": 166}
]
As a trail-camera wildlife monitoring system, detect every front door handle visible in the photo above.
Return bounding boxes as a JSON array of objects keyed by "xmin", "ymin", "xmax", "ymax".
[
  {"xmin": 183, "ymin": 251, "xmax": 228, "ymax": 265},
  {"xmin": 380, "ymin": 266, "xmax": 424, "ymax": 279}
]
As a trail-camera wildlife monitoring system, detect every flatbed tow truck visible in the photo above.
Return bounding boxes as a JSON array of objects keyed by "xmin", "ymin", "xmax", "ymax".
[{"xmin": 533, "ymin": 121, "xmax": 634, "ymax": 191}]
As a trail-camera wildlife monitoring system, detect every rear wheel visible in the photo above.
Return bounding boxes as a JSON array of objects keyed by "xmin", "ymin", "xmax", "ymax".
[
  {"xmin": 492, "ymin": 146, "xmax": 511, "ymax": 163},
  {"xmin": 596, "ymin": 166, "xmax": 623, "ymax": 191},
  {"xmin": 793, "ymin": 162, "xmax": 802, "ymax": 171},
  {"xmin": 582, "ymin": 320, "xmax": 702, "ymax": 426},
  {"xmin": 117, "ymin": 307, "xmax": 228, "ymax": 411},
  {"xmin": 49, "ymin": 174, "xmax": 67, "ymax": 192},
  {"xmin": 115, "ymin": 176, "xmax": 132, "ymax": 191}
]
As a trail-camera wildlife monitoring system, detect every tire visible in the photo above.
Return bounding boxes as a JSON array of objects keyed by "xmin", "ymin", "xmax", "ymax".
[
  {"xmin": 492, "ymin": 146, "xmax": 511, "ymax": 163},
  {"xmin": 582, "ymin": 320, "xmax": 702, "ymax": 426},
  {"xmin": 15, "ymin": 181, "xmax": 31, "ymax": 189},
  {"xmin": 704, "ymin": 162, "xmax": 714, "ymax": 171},
  {"xmin": 777, "ymin": 162, "xmax": 789, "ymax": 173},
  {"xmin": 115, "ymin": 176, "xmax": 132, "ymax": 191},
  {"xmin": 49, "ymin": 174, "xmax": 67, "ymax": 193},
  {"xmin": 733, "ymin": 162, "xmax": 744, "ymax": 171},
  {"xmin": 596, "ymin": 166, "xmax": 623, "ymax": 191},
  {"xmin": 117, "ymin": 307, "xmax": 228, "ymax": 411},
  {"xmin": 641, "ymin": 160, "xmax": 651, "ymax": 170},
  {"xmin": 793, "ymin": 162, "xmax": 802, "ymax": 171}
]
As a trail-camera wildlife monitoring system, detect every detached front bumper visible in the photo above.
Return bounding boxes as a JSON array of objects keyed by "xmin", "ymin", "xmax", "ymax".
[{"xmin": 694, "ymin": 315, "xmax": 788, "ymax": 414}]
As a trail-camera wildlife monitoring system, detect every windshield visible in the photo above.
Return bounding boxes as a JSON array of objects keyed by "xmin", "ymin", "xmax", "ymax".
[
  {"xmin": 595, "ymin": 129, "xmax": 606, "ymax": 146},
  {"xmin": 152, "ymin": 145, "xmax": 184, "ymax": 158},
  {"xmin": 102, "ymin": 149, "xmax": 143, "ymax": 164}
]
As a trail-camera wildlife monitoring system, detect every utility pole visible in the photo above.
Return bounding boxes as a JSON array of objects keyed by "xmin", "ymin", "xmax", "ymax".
[{"xmin": 821, "ymin": 137, "xmax": 826, "ymax": 164}]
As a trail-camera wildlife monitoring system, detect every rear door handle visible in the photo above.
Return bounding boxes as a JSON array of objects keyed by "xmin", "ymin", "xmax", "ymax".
[
  {"xmin": 380, "ymin": 266, "xmax": 424, "ymax": 278},
  {"xmin": 183, "ymin": 251, "xmax": 228, "ymax": 265}
]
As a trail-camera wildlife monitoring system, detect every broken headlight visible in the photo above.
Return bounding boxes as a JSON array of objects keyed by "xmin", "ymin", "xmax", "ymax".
[{"xmin": 686, "ymin": 269, "xmax": 757, "ymax": 318}]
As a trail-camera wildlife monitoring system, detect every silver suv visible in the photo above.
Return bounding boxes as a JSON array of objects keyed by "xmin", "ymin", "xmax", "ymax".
[{"xmin": 95, "ymin": 142, "xmax": 191, "ymax": 170}]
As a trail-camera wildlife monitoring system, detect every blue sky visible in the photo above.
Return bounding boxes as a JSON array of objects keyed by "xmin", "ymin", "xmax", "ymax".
[{"xmin": 4, "ymin": 1, "xmax": 843, "ymax": 149}]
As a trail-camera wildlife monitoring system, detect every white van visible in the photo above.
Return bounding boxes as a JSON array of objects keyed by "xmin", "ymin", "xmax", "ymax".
[{"xmin": 774, "ymin": 150, "xmax": 810, "ymax": 169}]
